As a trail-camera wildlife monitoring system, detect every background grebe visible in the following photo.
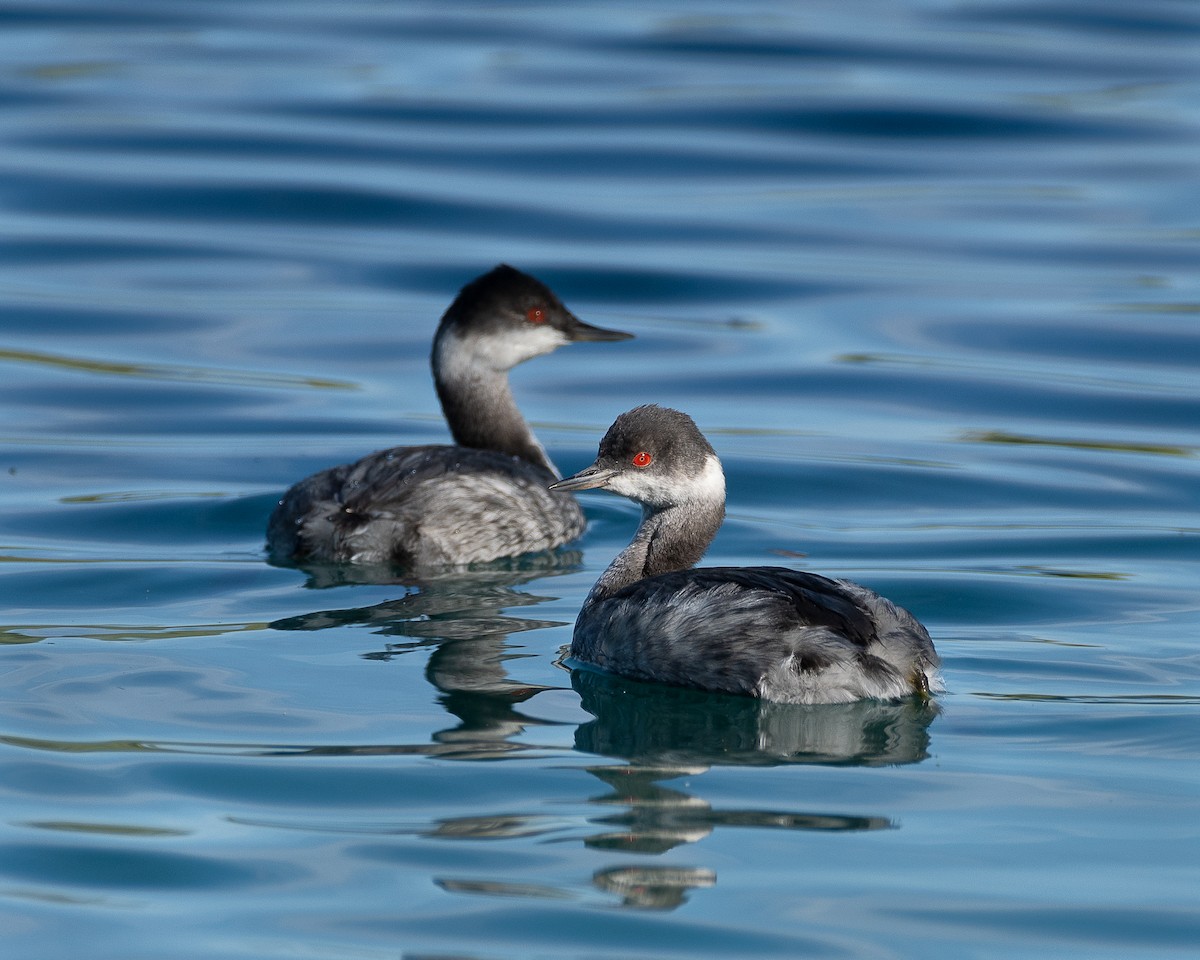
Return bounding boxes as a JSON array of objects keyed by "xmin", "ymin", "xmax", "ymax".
[
  {"xmin": 551, "ymin": 405, "xmax": 941, "ymax": 704},
  {"xmin": 267, "ymin": 265, "xmax": 632, "ymax": 568}
]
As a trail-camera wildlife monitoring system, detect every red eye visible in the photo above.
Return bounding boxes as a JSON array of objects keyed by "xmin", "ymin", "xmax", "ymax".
[
  {"xmin": 632, "ymin": 451, "xmax": 652, "ymax": 467},
  {"xmin": 526, "ymin": 306, "xmax": 546, "ymax": 324}
]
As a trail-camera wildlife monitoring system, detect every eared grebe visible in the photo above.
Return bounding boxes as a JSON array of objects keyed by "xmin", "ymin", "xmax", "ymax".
[
  {"xmin": 267, "ymin": 265, "xmax": 632, "ymax": 568},
  {"xmin": 550, "ymin": 405, "xmax": 941, "ymax": 704}
]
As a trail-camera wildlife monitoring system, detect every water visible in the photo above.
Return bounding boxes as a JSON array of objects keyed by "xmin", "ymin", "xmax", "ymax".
[{"xmin": 2, "ymin": 1, "xmax": 1198, "ymax": 957}]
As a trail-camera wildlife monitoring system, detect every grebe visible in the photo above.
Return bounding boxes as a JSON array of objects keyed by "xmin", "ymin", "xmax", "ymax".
[
  {"xmin": 267, "ymin": 265, "xmax": 632, "ymax": 568},
  {"xmin": 550, "ymin": 405, "xmax": 941, "ymax": 704}
]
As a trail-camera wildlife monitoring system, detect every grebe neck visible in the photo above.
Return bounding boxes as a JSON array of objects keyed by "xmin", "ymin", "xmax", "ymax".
[
  {"xmin": 587, "ymin": 456, "xmax": 725, "ymax": 604},
  {"xmin": 433, "ymin": 329, "xmax": 557, "ymax": 476}
]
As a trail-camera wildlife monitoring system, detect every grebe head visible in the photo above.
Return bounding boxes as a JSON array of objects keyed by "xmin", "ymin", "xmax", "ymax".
[
  {"xmin": 434, "ymin": 264, "xmax": 632, "ymax": 374},
  {"xmin": 551, "ymin": 405, "xmax": 726, "ymax": 511}
]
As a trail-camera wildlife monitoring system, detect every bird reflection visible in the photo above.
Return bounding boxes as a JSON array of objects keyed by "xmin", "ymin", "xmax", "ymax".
[
  {"xmin": 572, "ymin": 667, "xmax": 938, "ymax": 768},
  {"xmin": 565, "ymin": 668, "xmax": 937, "ymax": 909},
  {"xmin": 269, "ymin": 565, "xmax": 577, "ymax": 759},
  {"xmin": 593, "ymin": 864, "xmax": 716, "ymax": 910},
  {"xmin": 580, "ymin": 761, "xmax": 894, "ymax": 859},
  {"xmin": 271, "ymin": 548, "xmax": 584, "ymax": 589}
]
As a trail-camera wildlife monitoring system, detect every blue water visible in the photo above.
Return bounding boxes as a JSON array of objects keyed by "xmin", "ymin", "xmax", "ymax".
[{"xmin": 2, "ymin": 2, "xmax": 1198, "ymax": 958}]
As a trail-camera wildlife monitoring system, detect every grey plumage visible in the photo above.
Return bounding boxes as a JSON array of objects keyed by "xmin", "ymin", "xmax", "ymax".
[
  {"xmin": 551, "ymin": 405, "xmax": 941, "ymax": 704},
  {"xmin": 266, "ymin": 265, "xmax": 632, "ymax": 568}
]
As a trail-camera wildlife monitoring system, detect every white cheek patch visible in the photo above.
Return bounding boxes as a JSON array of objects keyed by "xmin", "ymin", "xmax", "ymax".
[
  {"xmin": 436, "ymin": 326, "xmax": 568, "ymax": 375},
  {"xmin": 487, "ymin": 326, "xmax": 568, "ymax": 369},
  {"xmin": 607, "ymin": 469, "xmax": 664, "ymax": 503}
]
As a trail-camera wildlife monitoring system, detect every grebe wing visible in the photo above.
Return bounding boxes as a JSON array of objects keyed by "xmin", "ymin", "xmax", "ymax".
[
  {"xmin": 606, "ymin": 566, "xmax": 879, "ymax": 649},
  {"xmin": 330, "ymin": 445, "xmax": 581, "ymax": 565},
  {"xmin": 569, "ymin": 567, "xmax": 883, "ymax": 697}
]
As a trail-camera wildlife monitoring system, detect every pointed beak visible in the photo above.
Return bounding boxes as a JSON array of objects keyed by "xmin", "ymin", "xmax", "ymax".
[
  {"xmin": 549, "ymin": 463, "xmax": 618, "ymax": 492},
  {"xmin": 563, "ymin": 313, "xmax": 634, "ymax": 343}
]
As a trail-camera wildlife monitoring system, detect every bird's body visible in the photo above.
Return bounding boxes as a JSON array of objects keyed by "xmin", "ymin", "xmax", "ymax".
[
  {"xmin": 268, "ymin": 444, "xmax": 583, "ymax": 567},
  {"xmin": 551, "ymin": 405, "xmax": 940, "ymax": 704},
  {"xmin": 267, "ymin": 265, "xmax": 631, "ymax": 568}
]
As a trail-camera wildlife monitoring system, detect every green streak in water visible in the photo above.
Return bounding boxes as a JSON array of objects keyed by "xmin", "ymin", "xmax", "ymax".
[{"xmin": 0, "ymin": 347, "xmax": 355, "ymax": 391}]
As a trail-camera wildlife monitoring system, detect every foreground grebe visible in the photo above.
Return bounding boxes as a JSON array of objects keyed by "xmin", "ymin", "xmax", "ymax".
[
  {"xmin": 267, "ymin": 265, "xmax": 632, "ymax": 568},
  {"xmin": 550, "ymin": 405, "xmax": 941, "ymax": 704}
]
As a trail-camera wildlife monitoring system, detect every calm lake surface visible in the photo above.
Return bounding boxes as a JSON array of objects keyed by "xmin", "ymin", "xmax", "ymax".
[{"xmin": 2, "ymin": 2, "xmax": 1198, "ymax": 958}]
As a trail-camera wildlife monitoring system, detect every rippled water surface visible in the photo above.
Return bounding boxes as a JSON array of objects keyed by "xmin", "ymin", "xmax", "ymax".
[{"xmin": 3, "ymin": 2, "xmax": 1199, "ymax": 958}]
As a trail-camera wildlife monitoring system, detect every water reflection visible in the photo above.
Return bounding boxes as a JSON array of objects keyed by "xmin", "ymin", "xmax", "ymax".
[
  {"xmin": 269, "ymin": 568, "xmax": 573, "ymax": 759},
  {"xmin": 429, "ymin": 754, "xmax": 900, "ymax": 911},
  {"xmin": 561, "ymin": 677, "xmax": 935, "ymax": 909},
  {"xmin": 572, "ymin": 668, "xmax": 939, "ymax": 768},
  {"xmin": 570, "ymin": 762, "xmax": 893, "ymax": 909},
  {"xmin": 270, "ymin": 548, "xmax": 584, "ymax": 589},
  {"xmin": 582, "ymin": 762, "xmax": 893, "ymax": 856},
  {"xmin": 270, "ymin": 566, "xmax": 570, "ymax": 648},
  {"xmin": 593, "ymin": 864, "xmax": 717, "ymax": 910}
]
